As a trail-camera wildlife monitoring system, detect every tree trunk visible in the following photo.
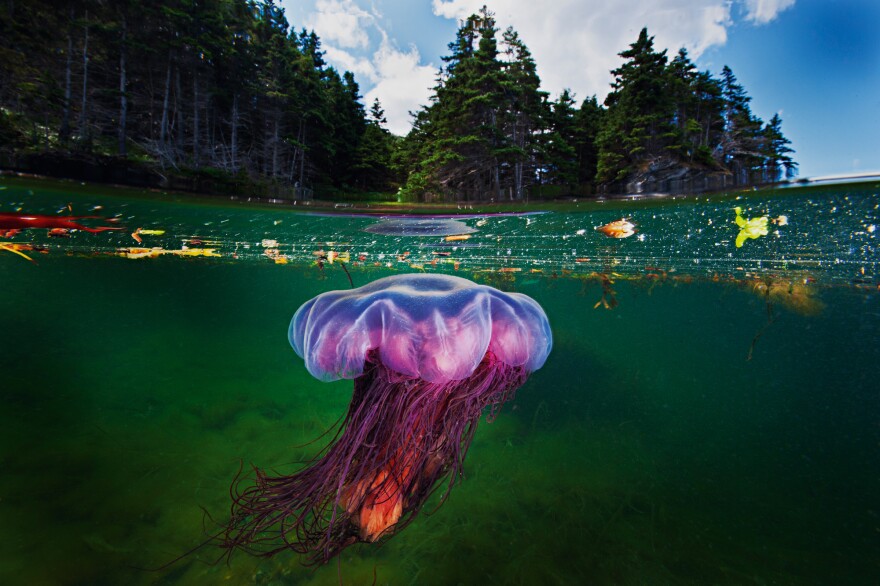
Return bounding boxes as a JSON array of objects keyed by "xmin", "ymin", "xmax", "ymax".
[
  {"xmin": 78, "ymin": 12, "xmax": 90, "ymax": 141},
  {"xmin": 118, "ymin": 15, "xmax": 128, "ymax": 157},
  {"xmin": 271, "ymin": 111, "xmax": 280, "ymax": 178},
  {"xmin": 289, "ymin": 119, "xmax": 302, "ymax": 183},
  {"xmin": 298, "ymin": 123, "xmax": 307, "ymax": 187},
  {"xmin": 193, "ymin": 74, "xmax": 200, "ymax": 168},
  {"xmin": 174, "ymin": 68, "xmax": 183, "ymax": 154},
  {"xmin": 230, "ymin": 94, "xmax": 239, "ymax": 174},
  {"xmin": 512, "ymin": 116, "xmax": 523, "ymax": 200},
  {"xmin": 261, "ymin": 115, "xmax": 270, "ymax": 175},
  {"xmin": 159, "ymin": 54, "xmax": 171, "ymax": 155},
  {"xmin": 60, "ymin": 7, "xmax": 73, "ymax": 143}
]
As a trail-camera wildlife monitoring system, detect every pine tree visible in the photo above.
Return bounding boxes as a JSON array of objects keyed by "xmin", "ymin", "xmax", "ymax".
[
  {"xmin": 498, "ymin": 26, "xmax": 546, "ymax": 199},
  {"xmin": 597, "ymin": 28, "xmax": 674, "ymax": 184},
  {"xmin": 718, "ymin": 65, "xmax": 765, "ymax": 183},
  {"xmin": 322, "ymin": 69, "xmax": 366, "ymax": 187},
  {"xmin": 665, "ymin": 48, "xmax": 724, "ymax": 167},
  {"xmin": 541, "ymin": 89, "xmax": 578, "ymax": 187},
  {"xmin": 399, "ymin": 6, "xmax": 546, "ymax": 201},
  {"xmin": 406, "ymin": 7, "xmax": 508, "ymax": 200},
  {"xmin": 573, "ymin": 95, "xmax": 603, "ymax": 188},
  {"xmin": 352, "ymin": 98, "xmax": 398, "ymax": 191},
  {"xmin": 761, "ymin": 113, "xmax": 797, "ymax": 181},
  {"xmin": 0, "ymin": 2, "xmax": 797, "ymax": 199}
]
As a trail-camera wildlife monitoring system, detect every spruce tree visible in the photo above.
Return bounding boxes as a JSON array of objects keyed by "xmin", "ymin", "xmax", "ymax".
[
  {"xmin": 574, "ymin": 95, "xmax": 604, "ymax": 189},
  {"xmin": 499, "ymin": 26, "xmax": 546, "ymax": 199},
  {"xmin": 719, "ymin": 65, "xmax": 765, "ymax": 183},
  {"xmin": 541, "ymin": 89, "xmax": 578, "ymax": 188},
  {"xmin": 352, "ymin": 98, "xmax": 398, "ymax": 191},
  {"xmin": 597, "ymin": 28, "xmax": 674, "ymax": 185},
  {"xmin": 761, "ymin": 113, "xmax": 797, "ymax": 181}
]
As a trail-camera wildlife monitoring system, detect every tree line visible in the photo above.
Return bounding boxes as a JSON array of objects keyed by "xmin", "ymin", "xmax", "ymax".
[
  {"xmin": 0, "ymin": 0, "xmax": 399, "ymax": 196},
  {"xmin": 400, "ymin": 6, "xmax": 796, "ymax": 201},
  {"xmin": 0, "ymin": 2, "xmax": 795, "ymax": 201}
]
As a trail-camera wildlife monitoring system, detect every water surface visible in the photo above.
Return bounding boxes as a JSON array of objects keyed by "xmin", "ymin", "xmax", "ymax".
[{"xmin": 1, "ymin": 178, "xmax": 878, "ymax": 584}]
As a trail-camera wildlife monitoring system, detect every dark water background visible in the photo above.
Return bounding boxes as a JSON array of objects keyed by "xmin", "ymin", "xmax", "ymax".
[{"xmin": 1, "ymin": 178, "xmax": 878, "ymax": 584}]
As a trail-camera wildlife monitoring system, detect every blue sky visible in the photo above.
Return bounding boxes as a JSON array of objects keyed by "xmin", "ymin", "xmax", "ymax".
[{"xmin": 279, "ymin": 0, "xmax": 879, "ymax": 179}]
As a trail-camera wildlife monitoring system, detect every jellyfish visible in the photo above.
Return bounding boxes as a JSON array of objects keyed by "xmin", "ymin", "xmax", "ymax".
[{"xmin": 223, "ymin": 274, "xmax": 552, "ymax": 564}]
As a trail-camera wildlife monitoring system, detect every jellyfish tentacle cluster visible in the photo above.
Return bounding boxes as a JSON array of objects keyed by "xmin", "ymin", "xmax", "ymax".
[{"xmin": 223, "ymin": 274, "xmax": 551, "ymax": 564}]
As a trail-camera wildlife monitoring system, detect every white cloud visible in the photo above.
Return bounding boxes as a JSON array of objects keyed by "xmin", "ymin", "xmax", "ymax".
[
  {"xmin": 296, "ymin": 1, "xmax": 437, "ymax": 135},
  {"xmin": 305, "ymin": 0, "xmax": 375, "ymax": 49},
  {"xmin": 363, "ymin": 39, "xmax": 437, "ymax": 135},
  {"xmin": 323, "ymin": 45, "xmax": 377, "ymax": 83},
  {"xmin": 431, "ymin": 0, "xmax": 793, "ymax": 105},
  {"xmin": 741, "ymin": 0, "xmax": 796, "ymax": 24},
  {"xmin": 299, "ymin": 0, "xmax": 797, "ymax": 136}
]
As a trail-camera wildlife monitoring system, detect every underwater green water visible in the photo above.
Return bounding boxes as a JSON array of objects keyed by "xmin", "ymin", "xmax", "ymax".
[{"xmin": 1, "ymin": 178, "xmax": 878, "ymax": 584}]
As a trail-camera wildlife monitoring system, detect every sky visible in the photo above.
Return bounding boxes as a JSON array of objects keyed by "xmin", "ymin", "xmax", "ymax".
[{"xmin": 278, "ymin": 0, "xmax": 880, "ymax": 179}]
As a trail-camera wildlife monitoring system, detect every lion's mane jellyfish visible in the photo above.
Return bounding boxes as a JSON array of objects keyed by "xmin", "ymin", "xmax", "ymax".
[{"xmin": 224, "ymin": 274, "xmax": 551, "ymax": 564}]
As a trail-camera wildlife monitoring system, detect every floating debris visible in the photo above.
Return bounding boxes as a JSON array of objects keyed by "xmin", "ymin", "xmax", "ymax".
[
  {"xmin": 184, "ymin": 238, "xmax": 222, "ymax": 247},
  {"xmin": 312, "ymin": 250, "xmax": 350, "ymax": 266},
  {"xmin": 0, "ymin": 242, "xmax": 39, "ymax": 263},
  {"xmin": 118, "ymin": 247, "xmax": 220, "ymax": 259},
  {"xmin": 263, "ymin": 248, "xmax": 289, "ymax": 264},
  {"xmin": 119, "ymin": 247, "xmax": 164, "ymax": 259},
  {"xmin": 172, "ymin": 248, "xmax": 220, "ymax": 258},
  {"xmin": 0, "ymin": 212, "xmax": 123, "ymax": 235},
  {"xmin": 596, "ymin": 218, "xmax": 636, "ymax": 239},
  {"xmin": 422, "ymin": 240, "xmax": 481, "ymax": 248},
  {"xmin": 131, "ymin": 227, "xmax": 166, "ymax": 243},
  {"xmin": 733, "ymin": 207, "xmax": 769, "ymax": 248}
]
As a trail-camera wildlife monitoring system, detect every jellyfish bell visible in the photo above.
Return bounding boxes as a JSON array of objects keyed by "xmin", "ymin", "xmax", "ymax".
[{"xmin": 224, "ymin": 273, "xmax": 551, "ymax": 564}]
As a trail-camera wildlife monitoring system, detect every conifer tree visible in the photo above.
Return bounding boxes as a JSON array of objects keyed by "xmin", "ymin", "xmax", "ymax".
[
  {"xmin": 541, "ymin": 89, "xmax": 579, "ymax": 187},
  {"xmin": 761, "ymin": 113, "xmax": 797, "ymax": 181},
  {"xmin": 499, "ymin": 26, "xmax": 546, "ymax": 199},
  {"xmin": 352, "ymin": 98, "xmax": 398, "ymax": 191},
  {"xmin": 574, "ymin": 95, "xmax": 603, "ymax": 188},
  {"xmin": 399, "ymin": 6, "xmax": 546, "ymax": 201},
  {"xmin": 597, "ymin": 28, "xmax": 674, "ymax": 184},
  {"xmin": 0, "ymin": 3, "xmax": 796, "ymax": 199},
  {"xmin": 718, "ymin": 65, "xmax": 765, "ymax": 183}
]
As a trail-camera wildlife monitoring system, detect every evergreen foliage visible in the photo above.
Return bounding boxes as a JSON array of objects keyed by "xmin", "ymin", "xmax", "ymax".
[
  {"xmin": 398, "ymin": 15, "xmax": 796, "ymax": 201},
  {"xmin": 0, "ymin": 3, "xmax": 796, "ymax": 200},
  {"xmin": 0, "ymin": 0, "xmax": 395, "ymax": 197}
]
